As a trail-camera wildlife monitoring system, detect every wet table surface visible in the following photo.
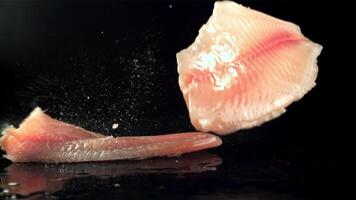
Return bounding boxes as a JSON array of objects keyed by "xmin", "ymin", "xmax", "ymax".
[{"xmin": 0, "ymin": 1, "xmax": 352, "ymax": 199}]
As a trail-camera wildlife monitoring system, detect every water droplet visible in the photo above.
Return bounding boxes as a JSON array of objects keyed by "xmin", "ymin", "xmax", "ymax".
[
  {"xmin": 8, "ymin": 182, "xmax": 19, "ymax": 186},
  {"xmin": 112, "ymin": 123, "xmax": 119, "ymax": 129}
]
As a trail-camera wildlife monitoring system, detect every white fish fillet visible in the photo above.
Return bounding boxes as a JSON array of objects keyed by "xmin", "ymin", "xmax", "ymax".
[
  {"xmin": 177, "ymin": 1, "xmax": 322, "ymax": 134},
  {"xmin": 0, "ymin": 107, "xmax": 221, "ymax": 163}
]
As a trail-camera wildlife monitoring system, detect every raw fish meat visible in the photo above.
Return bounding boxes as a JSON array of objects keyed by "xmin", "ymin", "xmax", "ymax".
[
  {"xmin": 0, "ymin": 107, "xmax": 221, "ymax": 163},
  {"xmin": 177, "ymin": 1, "xmax": 322, "ymax": 134}
]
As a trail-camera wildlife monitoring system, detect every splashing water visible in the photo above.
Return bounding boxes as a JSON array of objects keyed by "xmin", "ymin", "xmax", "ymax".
[{"xmin": 10, "ymin": 29, "xmax": 189, "ymax": 136}]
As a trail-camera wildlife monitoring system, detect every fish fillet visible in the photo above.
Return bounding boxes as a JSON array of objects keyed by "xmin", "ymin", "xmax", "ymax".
[
  {"xmin": 177, "ymin": 1, "xmax": 322, "ymax": 134},
  {"xmin": 0, "ymin": 107, "xmax": 221, "ymax": 163}
]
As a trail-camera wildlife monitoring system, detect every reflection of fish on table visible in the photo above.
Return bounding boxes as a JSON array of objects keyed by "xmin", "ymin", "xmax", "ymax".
[{"xmin": 0, "ymin": 152, "xmax": 222, "ymax": 196}]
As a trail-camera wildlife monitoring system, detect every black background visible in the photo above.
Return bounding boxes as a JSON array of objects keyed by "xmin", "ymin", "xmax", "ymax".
[{"xmin": 0, "ymin": 0, "xmax": 353, "ymax": 199}]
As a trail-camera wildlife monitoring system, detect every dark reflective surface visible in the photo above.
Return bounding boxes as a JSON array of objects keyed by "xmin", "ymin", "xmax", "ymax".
[
  {"xmin": 0, "ymin": 0, "xmax": 352, "ymax": 200},
  {"xmin": 0, "ymin": 146, "xmax": 308, "ymax": 200},
  {"xmin": 0, "ymin": 152, "xmax": 221, "ymax": 198}
]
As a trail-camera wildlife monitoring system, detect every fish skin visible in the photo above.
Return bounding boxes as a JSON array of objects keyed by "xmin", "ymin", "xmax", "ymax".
[
  {"xmin": 0, "ymin": 107, "xmax": 221, "ymax": 163},
  {"xmin": 177, "ymin": 1, "xmax": 322, "ymax": 135}
]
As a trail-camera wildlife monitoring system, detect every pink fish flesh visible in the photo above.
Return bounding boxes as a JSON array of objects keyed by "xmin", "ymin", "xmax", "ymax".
[
  {"xmin": 177, "ymin": 1, "xmax": 322, "ymax": 134},
  {"xmin": 0, "ymin": 107, "xmax": 221, "ymax": 163}
]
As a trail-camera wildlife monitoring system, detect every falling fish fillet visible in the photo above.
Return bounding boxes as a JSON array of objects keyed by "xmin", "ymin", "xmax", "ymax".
[
  {"xmin": 177, "ymin": 1, "xmax": 322, "ymax": 134},
  {"xmin": 0, "ymin": 107, "xmax": 221, "ymax": 163}
]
